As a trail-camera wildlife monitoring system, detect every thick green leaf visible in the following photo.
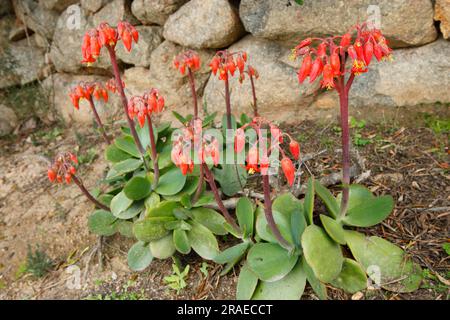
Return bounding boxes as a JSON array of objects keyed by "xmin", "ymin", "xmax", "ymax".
[
  {"xmin": 110, "ymin": 191, "xmax": 133, "ymax": 217},
  {"xmin": 163, "ymin": 176, "xmax": 199, "ymax": 201},
  {"xmin": 203, "ymin": 111, "xmax": 217, "ymax": 127},
  {"xmin": 144, "ymin": 193, "xmax": 160, "ymax": 211},
  {"xmin": 192, "ymin": 191, "xmax": 215, "ymax": 207},
  {"xmin": 252, "ymin": 260, "xmax": 306, "ymax": 300},
  {"xmin": 330, "ymin": 258, "xmax": 368, "ymax": 294},
  {"xmin": 213, "ymin": 164, "xmax": 247, "ymax": 197},
  {"xmin": 191, "ymin": 207, "xmax": 227, "ymax": 235},
  {"xmin": 214, "ymin": 242, "xmax": 250, "ymax": 264},
  {"xmin": 336, "ymin": 184, "xmax": 374, "ymax": 212},
  {"xmin": 301, "ymin": 225, "xmax": 343, "ymax": 283},
  {"xmin": 255, "ymin": 207, "xmax": 294, "ymax": 245},
  {"xmin": 152, "ymin": 144, "xmax": 172, "ymax": 170},
  {"xmin": 320, "ymin": 214, "xmax": 346, "ymax": 245},
  {"xmin": 236, "ymin": 263, "xmax": 259, "ymax": 300},
  {"xmin": 88, "ymin": 210, "xmax": 117, "ymax": 236},
  {"xmin": 345, "ymin": 231, "xmax": 422, "ymax": 293},
  {"xmin": 155, "ymin": 167, "xmax": 187, "ymax": 195},
  {"xmin": 112, "ymin": 158, "xmax": 143, "ymax": 176},
  {"xmin": 221, "ymin": 113, "xmax": 237, "ymax": 134},
  {"xmin": 105, "ymin": 144, "xmax": 131, "ymax": 163},
  {"xmin": 187, "ymin": 221, "xmax": 219, "ymax": 260},
  {"xmin": 98, "ymin": 194, "xmax": 114, "ymax": 207},
  {"xmin": 148, "ymin": 201, "xmax": 181, "ymax": 217},
  {"xmin": 150, "ymin": 234, "xmax": 176, "ymax": 259},
  {"xmin": 247, "ymin": 243, "xmax": 298, "ymax": 282},
  {"xmin": 135, "ymin": 121, "xmax": 157, "ymax": 151},
  {"xmin": 114, "ymin": 201, "xmax": 144, "ymax": 220},
  {"xmin": 127, "ymin": 241, "xmax": 153, "ymax": 271},
  {"xmin": 301, "ymin": 256, "xmax": 327, "ymax": 300},
  {"xmin": 343, "ymin": 195, "xmax": 394, "ymax": 227},
  {"xmin": 124, "ymin": 176, "xmax": 152, "ymax": 200},
  {"xmin": 116, "ymin": 221, "xmax": 134, "ymax": 238},
  {"xmin": 172, "ymin": 111, "xmax": 189, "ymax": 126},
  {"xmin": 314, "ymin": 181, "xmax": 339, "ymax": 218},
  {"xmin": 115, "ymin": 136, "xmax": 140, "ymax": 158},
  {"xmin": 173, "ymin": 229, "xmax": 191, "ymax": 254},
  {"xmin": 236, "ymin": 197, "xmax": 254, "ymax": 238},
  {"xmin": 133, "ymin": 217, "xmax": 172, "ymax": 242},
  {"xmin": 304, "ymin": 177, "xmax": 315, "ymax": 224}
]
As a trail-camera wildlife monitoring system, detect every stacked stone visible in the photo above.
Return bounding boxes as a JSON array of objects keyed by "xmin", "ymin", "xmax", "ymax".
[{"xmin": 0, "ymin": 0, "xmax": 449, "ymax": 135}]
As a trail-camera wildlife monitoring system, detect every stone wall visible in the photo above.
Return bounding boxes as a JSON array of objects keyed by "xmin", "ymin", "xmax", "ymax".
[{"xmin": 0, "ymin": 0, "xmax": 449, "ymax": 134}]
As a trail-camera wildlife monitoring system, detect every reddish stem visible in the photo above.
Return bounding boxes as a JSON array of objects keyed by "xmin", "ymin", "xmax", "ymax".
[
  {"xmin": 72, "ymin": 174, "xmax": 110, "ymax": 211},
  {"xmin": 105, "ymin": 45, "xmax": 145, "ymax": 157},
  {"xmin": 203, "ymin": 164, "xmax": 241, "ymax": 235},
  {"xmin": 187, "ymin": 68, "xmax": 198, "ymax": 119},
  {"xmin": 224, "ymin": 77, "xmax": 232, "ymax": 130},
  {"xmin": 146, "ymin": 114, "xmax": 159, "ymax": 187},
  {"xmin": 249, "ymin": 74, "xmax": 258, "ymax": 117},
  {"xmin": 192, "ymin": 164, "xmax": 204, "ymax": 204},
  {"xmin": 87, "ymin": 97, "xmax": 111, "ymax": 145}
]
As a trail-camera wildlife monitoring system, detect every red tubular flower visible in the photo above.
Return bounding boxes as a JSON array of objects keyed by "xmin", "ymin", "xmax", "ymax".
[
  {"xmin": 98, "ymin": 22, "xmax": 118, "ymax": 47},
  {"xmin": 340, "ymin": 33, "xmax": 351, "ymax": 48},
  {"xmin": 364, "ymin": 41, "xmax": 374, "ymax": 66},
  {"xmin": 234, "ymin": 128, "xmax": 245, "ymax": 153},
  {"xmin": 298, "ymin": 55, "xmax": 312, "ymax": 83},
  {"xmin": 246, "ymin": 145, "xmax": 259, "ymax": 174},
  {"xmin": 309, "ymin": 57, "xmax": 324, "ymax": 83},
  {"xmin": 281, "ymin": 157, "xmax": 295, "ymax": 186},
  {"xmin": 321, "ymin": 63, "xmax": 335, "ymax": 89},
  {"xmin": 48, "ymin": 169, "xmax": 56, "ymax": 182},
  {"xmin": 117, "ymin": 21, "xmax": 139, "ymax": 52},
  {"xmin": 69, "ymin": 81, "xmax": 108, "ymax": 109},
  {"xmin": 289, "ymin": 140, "xmax": 300, "ymax": 160},
  {"xmin": 330, "ymin": 52, "xmax": 341, "ymax": 76}
]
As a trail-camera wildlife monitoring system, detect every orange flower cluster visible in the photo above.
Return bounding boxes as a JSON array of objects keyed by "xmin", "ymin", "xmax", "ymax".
[
  {"xmin": 295, "ymin": 23, "xmax": 393, "ymax": 89},
  {"xmin": 209, "ymin": 50, "xmax": 248, "ymax": 81},
  {"xmin": 82, "ymin": 21, "xmax": 138, "ymax": 64},
  {"xmin": 69, "ymin": 81, "xmax": 108, "ymax": 109},
  {"xmin": 127, "ymin": 89, "xmax": 165, "ymax": 127},
  {"xmin": 173, "ymin": 50, "xmax": 201, "ymax": 75},
  {"xmin": 47, "ymin": 152, "xmax": 78, "ymax": 184}
]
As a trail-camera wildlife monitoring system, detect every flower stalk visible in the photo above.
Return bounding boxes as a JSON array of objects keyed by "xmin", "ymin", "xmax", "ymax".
[
  {"xmin": 72, "ymin": 175, "xmax": 111, "ymax": 212},
  {"xmin": 146, "ymin": 114, "xmax": 159, "ymax": 187},
  {"xmin": 87, "ymin": 96, "xmax": 111, "ymax": 145}
]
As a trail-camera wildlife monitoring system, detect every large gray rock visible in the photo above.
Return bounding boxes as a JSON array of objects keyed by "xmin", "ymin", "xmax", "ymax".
[
  {"xmin": 128, "ymin": 41, "xmax": 215, "ymax": 117},
  {"xmin": 12, "ymin": 0, "xmax": 59, "ymax": 40},
  {"xmin": 92, "ymin": 0, "xmax": 138, "ymax": 27},
  {"xmin": 80, "ymin": 0, "xmax": 108, "ymax": 13},
  {"xmin": 311, "ymin": 39, "xmax": 450, "ymax": 109},
  {"xmin": 49, "ymin": 4, "xmax": 92, "ymax": 73},
  {"xmin": 42, "ymin": 73, "xmax": 122, "ymax": 125},
  {"xmin": 0, "ymin": 36, "xmax": 48, "ymax": 89},
  {"xmin": 38, "ymin": 0, "xmax": 79, "ymax": 12},
  {"xmin": 435, "ymin": 0, "xmax": 450, "ymax": 39},
  {"xmin": 163, "ymin": 0, "xmax": 245, "ymax": 49},
  {"xmin": 0, "ymin": 104, "xmax": 18, "ymax": 136},
  {"xmin": 239, "ymin": 0, "xmax": 437, "ymax": 48},
  {"xmin": 131, "ymin": 0, "xmax": 188, "ymax": 26},
  {"xmin": 203, "ymin": 35, "xmax": 319, "ymax": 123},
  {"xmin": 116, "ymin": 26, "xmax": 163, "ymax": 67}
]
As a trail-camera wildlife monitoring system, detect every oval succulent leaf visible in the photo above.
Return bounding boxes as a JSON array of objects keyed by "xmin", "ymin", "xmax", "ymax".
[
  {"xmin": 255, "ymin": 207, "xmax": 294, "ymax": 245},
  {"xmin": 252, "ymin": 260, "xmax": 306, "ymax": 300},
  {"xmin": 191, "ymin": 207, "xmax": 227, "ymax": 235},
  {"xmin": 247, "ymin": 243, "xmax": 298, "ymax": 282},
  {"xmin": 320, "ymin": 214, "xmax": 346, "ymax": 245},
  {"xmin": 236, "ymin": 197, "xmax": 254, "ymax": 238},
  {"xmin": 314, "ymin": 180, "xmax": 339, "ymax": 218},
  {"xmin": 187, "ymin": 221, "xmax": 219, "ymax": 260},
  {"xmin": 303, "ymin": 177, "xmax": 315, "ymax": 224},
  {"xmin": 342, "ymin": 195, "xmax": 394, "ymax": 227},
  {"xmin": 330, "ymin": 258, "xmax": 368, "ymax": 294},
  {"xmin": 214, "ymin": 242, "xmax": 250, "ymax": 265},
  {"xmin": 155, "ymin": 167, "xmax": 187, "ymax": 196},
  {"xmin": 150, "ymin": 234, "xmax": 176, "ymax": 259},
  {"xmin": 173, "ymin": 229, "xmax": 191, "ymax": 254},
  {"xmin": 124, "ymin": 176, "xmax": 152, "ymax": 200},
  {"xmin": 88, "ymin": 210, "xmax": 117, "ymax": 236},
  {"xmin": 115, "ymin": 136, "xmax": 141, "ymax": 158},
  {"xmin": 127, "ymin": 241, "xmax": 153, "ymax": 272},
  {"xmin": 236, "ymin": 263, "xmax": 259, "ymax": 300},
  {"xmin": 110, "ymin": 191, "xmax": 133, "ymax": 217},
  {"xmin": 345, "ymin": 230, "xmax": 422, "ymax": 293},
  {"xmin": 133, "ymin": 217, "xmax": 172, "ymax": 242},
  {"xmin": 301, "ymin": 225, "xmax": 344, "ymax": 283},
  {"xmin": 105, "ymin": 144, "xmax": 131, "ymax": 163},
  {"xmin": 301, "ymin": 256, "xmax": 327, "ymax": 300}
]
